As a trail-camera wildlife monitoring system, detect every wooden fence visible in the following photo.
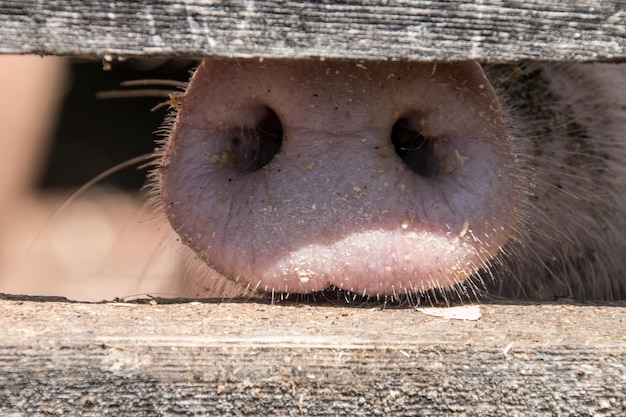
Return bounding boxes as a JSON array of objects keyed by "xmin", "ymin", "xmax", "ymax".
[{"xmin": 1, "ymin": 1, "xmax": 625, "ymax": 415}]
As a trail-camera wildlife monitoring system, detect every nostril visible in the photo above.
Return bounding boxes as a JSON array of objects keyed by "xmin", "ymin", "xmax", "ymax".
[
  {"xmin": 231, "ymin": 107, "xmax": 283, "ymax": 171},
  {"xmin": 391, "ymin": 117, "xmax": 437, "ymax": 177}
]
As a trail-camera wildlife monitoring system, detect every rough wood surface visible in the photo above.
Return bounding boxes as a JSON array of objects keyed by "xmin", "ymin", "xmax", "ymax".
[
  {"xmin": 0, "ymin": 295, "xmax": 624, "ymax": 416},
  {"xmin": 1, "ymin": 1, "xmax": 625, "ymax": 61}
]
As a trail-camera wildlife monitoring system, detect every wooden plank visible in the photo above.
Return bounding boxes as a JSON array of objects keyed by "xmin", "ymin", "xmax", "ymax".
[
  {"xmin": 0, "ymin": 1, "xmax": 625, "ymax": 61},
  {"xmin": 1, "ymin": 296, "xmax": 625, "ymax": 415}
]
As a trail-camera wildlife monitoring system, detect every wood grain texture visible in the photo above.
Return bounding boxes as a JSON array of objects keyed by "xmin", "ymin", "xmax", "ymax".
[
  {"xmin": 0, "ymin": 0, "xmax": 625, "ymax": 61},
  {"xmin": 1, "ymin": 296, "xmax": 624, "ymax": 416}
]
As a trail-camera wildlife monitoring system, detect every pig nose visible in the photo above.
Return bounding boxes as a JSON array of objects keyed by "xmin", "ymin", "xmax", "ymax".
[{"xmin": 158, "ymin": 59, "xmax": 522, "ymax": 297}]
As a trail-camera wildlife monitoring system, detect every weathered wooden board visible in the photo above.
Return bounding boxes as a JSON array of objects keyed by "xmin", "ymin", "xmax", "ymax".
[
  {"xmin": 0, "ymin": 295, "xmax": 624, "ymax": 416},
  {"xmin": 0, "ymin": 0, "xmax": 625, "ymax": 62}
]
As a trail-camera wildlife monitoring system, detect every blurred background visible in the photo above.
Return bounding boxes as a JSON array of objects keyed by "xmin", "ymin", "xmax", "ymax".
[{"xmin": 0, "ymin": 55, "xmax": 196, "ymax": 301}]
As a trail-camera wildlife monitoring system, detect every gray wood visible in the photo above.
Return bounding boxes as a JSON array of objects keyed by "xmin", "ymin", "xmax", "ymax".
[
  {"xmin": 1, "ymin": 296, "xmax": 624, "ymax": 416},
  {"xmin": 0, "ymin": 0, "xmax": 625, "ymax": 62}
]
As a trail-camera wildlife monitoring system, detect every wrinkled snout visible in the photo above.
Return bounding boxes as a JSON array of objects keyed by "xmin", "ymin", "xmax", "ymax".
[{"xmin": 159, "ymin": 59, "xmax": 521, "ymax": 296}]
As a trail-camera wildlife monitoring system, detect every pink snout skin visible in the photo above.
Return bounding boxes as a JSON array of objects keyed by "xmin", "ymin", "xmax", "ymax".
[{"xmin": 159, "ymin": 59, "xmax": 521, "ymax": 297}]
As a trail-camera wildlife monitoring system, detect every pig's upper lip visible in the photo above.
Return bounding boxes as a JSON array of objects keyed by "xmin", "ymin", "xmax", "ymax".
[
  {"xmin": 158, "ymin": 59, "xmax": 522, "ymax": 296},
  {"xmin": 225, "ymin": 227, "xmax": 492, "ymax": 295}
]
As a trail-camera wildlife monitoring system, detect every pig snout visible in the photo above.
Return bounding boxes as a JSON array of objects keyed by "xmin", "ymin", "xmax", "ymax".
[{"xmin": 158, "ymin": 59, "xmax": 522, "ymax": 296}]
